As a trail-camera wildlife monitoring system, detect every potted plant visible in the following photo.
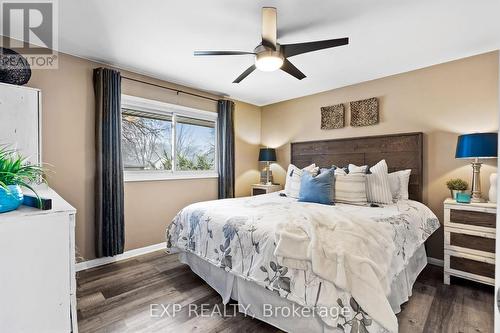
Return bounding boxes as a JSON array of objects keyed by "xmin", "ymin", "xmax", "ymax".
[
  {"xmin": 446, "ymin": 178, "xmax": 468, "ymax": 200},
  {"xmin": 0, "ymin": 146, "xmax": 45, "ymax": 213}
]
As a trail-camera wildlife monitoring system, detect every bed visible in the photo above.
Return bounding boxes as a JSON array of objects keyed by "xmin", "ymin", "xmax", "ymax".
[{"xmin": 166, "ymin": 133, "xmax": 440, "ymax": 333}]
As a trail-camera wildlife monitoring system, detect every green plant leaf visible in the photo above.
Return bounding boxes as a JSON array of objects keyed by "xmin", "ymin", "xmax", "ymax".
[
  {"xmin": 16, "ymin": 181, "xmax": 41, "ymax": 207},
  {"xmin": 0, "ymin": 146, "xmax": 46, "ymax": 207},
  {"xmin": 446, "ymin": 178, "xmax": 468, "ymax": 191}
]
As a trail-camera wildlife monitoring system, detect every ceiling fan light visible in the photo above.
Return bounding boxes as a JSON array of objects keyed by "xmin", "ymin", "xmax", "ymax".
[{"xmin": 255, "ymin": 54, "xmax": 284, "ymax": 72}]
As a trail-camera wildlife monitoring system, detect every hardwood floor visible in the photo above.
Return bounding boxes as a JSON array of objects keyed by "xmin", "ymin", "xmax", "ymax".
[{"xmin": 77, "ymin": 251, "xmax": 494, "ymax": 333}]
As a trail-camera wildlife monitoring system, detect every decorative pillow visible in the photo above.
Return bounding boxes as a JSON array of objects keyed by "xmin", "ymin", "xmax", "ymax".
[
  {"xmin": 319, "ymin": 166, "xmax": 337, "ymax": 203},
  {"xmin": 320, "ymin": 166, "xmax": 338, "ymax": 174},
  {"xmin": 366, "ymin": 160, "xmax": 393, "ymax": 204},
  {"xmin": 333, "ymin": 167, "xmax": 348, "ymax": 176},
  {"xmin": 299, "ymin": 168, "xmax": 334, "ymax": 205},
  {"xmin": 284, "ymin": 164, "xmax": 319, "ymax": 198},
  {"xmin": 348, "ymin": 164, "xmax": 368, "ymax": 174},
  {"xmin": 335, "ymin": 173, "xmax": 368, "ymax": 205},
  {"xmin": 387, "ymin": 173, "xmax": 400, "ymax": 199},
  {"xmin": 388, "ymin": 169, "xmax": 411, "ymax": 200},
  {"xmin": 332, "ymin": 165, "xmax": 349, "ymax": 175}
]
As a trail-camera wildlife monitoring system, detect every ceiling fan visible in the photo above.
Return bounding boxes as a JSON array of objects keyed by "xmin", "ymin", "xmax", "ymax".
[{"xmin": 194, "ymin": 7, "xmax": 349, "ymax": 83}]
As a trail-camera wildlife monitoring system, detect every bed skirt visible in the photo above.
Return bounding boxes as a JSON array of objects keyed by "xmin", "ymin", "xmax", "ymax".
[{"xmin": 177, "ymin": 245, "xmax": 428, "ymax": 332}]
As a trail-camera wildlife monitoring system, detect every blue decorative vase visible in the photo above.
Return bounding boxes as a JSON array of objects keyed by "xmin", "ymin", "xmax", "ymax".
[
  {"xmin": 456, "ymin": 192, "xmax": 472, "ymax": 204},
  {"xmin": 0, "ymin": 185, "xmax": 24, "ymax": 213}
]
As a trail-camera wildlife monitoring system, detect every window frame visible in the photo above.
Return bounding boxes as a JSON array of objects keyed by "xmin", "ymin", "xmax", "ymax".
[{"xmin": 121, "ymin": 94, "xmax": 218, "ymax": 182}]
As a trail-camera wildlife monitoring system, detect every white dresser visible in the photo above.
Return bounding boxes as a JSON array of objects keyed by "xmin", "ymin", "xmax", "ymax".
[
  {"xmin": 443, "ymin": 199, "xmax": 496, "ymax": 286},
  {"xmin": 0, "ymin": 188, "xmax": 77, "ymax": 332},
  {"xmin": 0, "ymin": 83, "xmax": 78, "ymax": 332}
]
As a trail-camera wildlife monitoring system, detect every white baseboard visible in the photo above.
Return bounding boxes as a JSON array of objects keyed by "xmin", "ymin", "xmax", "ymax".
[
  {"xmin": 427, "ymin": 257, "xmax": 444, "ymax": 267},
  {"xmin": 75, "ymin": 242, "xmax": 167, "ymax": 272}
]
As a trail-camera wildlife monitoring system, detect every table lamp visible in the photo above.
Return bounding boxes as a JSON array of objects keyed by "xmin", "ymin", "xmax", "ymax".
[
  {"xmin": 455, "ymin": 132, "xmax": 498, "ymax": 203},
  {"xmin": 259, "ymin": 148, "xmax": 276, "ymax": 185}
]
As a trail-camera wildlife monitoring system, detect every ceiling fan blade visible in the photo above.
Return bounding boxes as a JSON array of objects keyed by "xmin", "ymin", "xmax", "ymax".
[
  {"xmin": 281, "ymin": 59, "xmax": 306, "ymax": 80},
  {"xmin": 282, "ymin": 37, "xmax": 349, "ymax": 58},
  {"xmin": 233, "ymin": 64, "xmax": 256, "ymax": 83},
  {"xmin": 194, "ymin": 51, "xmax": 255, "ymax": 56},
  {"xmin": 261, "ymin": 7, "xmax": 277, "ymax": 50}
]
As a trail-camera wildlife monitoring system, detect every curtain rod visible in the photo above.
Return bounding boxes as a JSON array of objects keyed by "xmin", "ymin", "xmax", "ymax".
[{"xmin": 121, "ymin": 76, "xmax": 220, "ymax": 102}]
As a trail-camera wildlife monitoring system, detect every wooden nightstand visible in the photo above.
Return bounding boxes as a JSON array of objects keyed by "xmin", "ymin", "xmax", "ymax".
[
  {"xmin": 443, "ymin": 198, "xmax": 496, "ymax": 286},
  {"xmin": 251, "ymin": 184, "xmax": 282, "ymax": 196}
]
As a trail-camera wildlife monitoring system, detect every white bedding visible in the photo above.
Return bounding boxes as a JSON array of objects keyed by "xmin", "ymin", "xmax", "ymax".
[
  {"xmin": 275, "ymin": 207, "xmax": 397, "ymax": 332},
  {"xmin": 166, "ymin": 192, "xmax": 440, "ymax": 333},
  {"xmin": 178, "ymin": 245, "xmax": 428, "ymax": 333}
]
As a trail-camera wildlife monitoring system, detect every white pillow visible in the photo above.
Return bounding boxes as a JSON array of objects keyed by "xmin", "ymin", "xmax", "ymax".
[
  {"xmin": 388, "ymin": 169, "xmax": 411, "ymax": 201},
  {"xmin": 334, "ymin": 168, "xmax": 348, "ymax": 176},
  {"xmin": 284, "ymin": 164, "xmax": 318, "ymax": 198},
  {"xmin": 348, "ymin": 164, "xmax": 368, "ymax": 174},
  {"xmin": 335, "ymin": 173, "xmax": 368, "ymax": 205},
  {"xmin": 366, "ymin": 160, "xmax": 393, "ymax": 204},
  {"xmin": 387, "ymin": 173, "xmax": 400, "ymax": 199}
]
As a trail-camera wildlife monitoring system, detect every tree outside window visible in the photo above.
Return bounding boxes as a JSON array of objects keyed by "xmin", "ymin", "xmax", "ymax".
[{"xmin": 121, "ymin": 109, "xmax": 216, "ymax": 172}]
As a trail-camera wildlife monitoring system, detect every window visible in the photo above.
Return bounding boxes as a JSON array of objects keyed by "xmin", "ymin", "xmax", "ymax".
[
  {"xmin": 122, "ymin": 110, "xmax": 172, "ymax": 171},
  {"xmin": 121, "ymin": 95, "xmax": 218, "ymax": 181},
  {"xmin": 175, "ymin": 116, "xmax": 216, "ymax": 171}
]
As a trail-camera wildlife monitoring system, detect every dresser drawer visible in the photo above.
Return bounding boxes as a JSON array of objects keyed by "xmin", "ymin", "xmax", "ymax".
[
  {"xmin": 449, "ymin": 255, "xmax": 495, "ymax": 279},
  {"xmin": 449, "ymin": 209, "xmax": 496, "ymax": 228},
  {"xmin": 449, "ymin": 232, "xmax": 495, "ymax": 253}
]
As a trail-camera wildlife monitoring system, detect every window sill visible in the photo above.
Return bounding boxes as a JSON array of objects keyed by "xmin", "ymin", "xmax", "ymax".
[{"xmin": 124, "ymin": 171, "xmax": 219, "ymax": 182}]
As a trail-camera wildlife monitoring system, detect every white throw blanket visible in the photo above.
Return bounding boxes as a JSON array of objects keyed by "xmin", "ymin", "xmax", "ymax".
[{"xmin": 274, "ymin": 206, "xmax": 398, "ymax": 333}]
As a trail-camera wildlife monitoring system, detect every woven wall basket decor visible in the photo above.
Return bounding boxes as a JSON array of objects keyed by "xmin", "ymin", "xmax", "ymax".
[
  {"xmin": 321, "ymin": 104, "xmax": 345, "ymax": 129},
  {"xmin": 350, "ymin": 97, "xmax": 379, "ymax": 127}
]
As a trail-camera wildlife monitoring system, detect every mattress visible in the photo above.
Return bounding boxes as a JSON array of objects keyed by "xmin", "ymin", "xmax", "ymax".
[{"xmin": 166, "ymin": 192, "xmax": 440, "ymax": 332}]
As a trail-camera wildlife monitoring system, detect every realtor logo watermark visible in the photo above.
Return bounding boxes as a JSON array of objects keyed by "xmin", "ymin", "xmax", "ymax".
[{"xmin": 1, "ymin": 0, "xmax": 58, "ymax": 68}]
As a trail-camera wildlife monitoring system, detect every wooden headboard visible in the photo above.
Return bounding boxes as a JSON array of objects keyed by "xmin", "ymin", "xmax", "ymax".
[{"xmin": 291, "ymin": 132, "xmax": 424, "ymax": 202}]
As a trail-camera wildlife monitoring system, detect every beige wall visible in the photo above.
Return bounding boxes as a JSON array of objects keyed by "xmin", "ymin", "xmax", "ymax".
[
  {"xmin": 234, "ymin": 101, "xmax": 262, "ymax": 197},
  {"xmin": 5, "ymin": 35, "xmax": 497, "ymax": 261},
  {"xmin": 261, "ymin": 51, "xmax": 499, "ymax": 260},
  {"xmin": 22, "ymin": 50, "xmax": 260, "ymax": 261}
]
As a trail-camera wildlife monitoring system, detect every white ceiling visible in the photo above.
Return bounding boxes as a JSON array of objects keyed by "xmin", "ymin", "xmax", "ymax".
[{"xmin": 18, "ymin": 1, "xmax": 500, "ymax": 105}]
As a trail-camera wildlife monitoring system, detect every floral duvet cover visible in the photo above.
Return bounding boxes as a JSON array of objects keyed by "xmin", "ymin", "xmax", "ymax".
[{"xmin": 166, "ymin": 192, "xmax": 439, "ymax": 332}]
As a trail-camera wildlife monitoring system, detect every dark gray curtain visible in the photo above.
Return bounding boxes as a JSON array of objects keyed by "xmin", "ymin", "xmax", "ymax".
[
  {"xmin": 93, "ymin": 67, "xmax": 124, "ymax": 257},
  {"xmin": 217, "ymin": 100, "xmax": 235, "ymax": 199}
]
